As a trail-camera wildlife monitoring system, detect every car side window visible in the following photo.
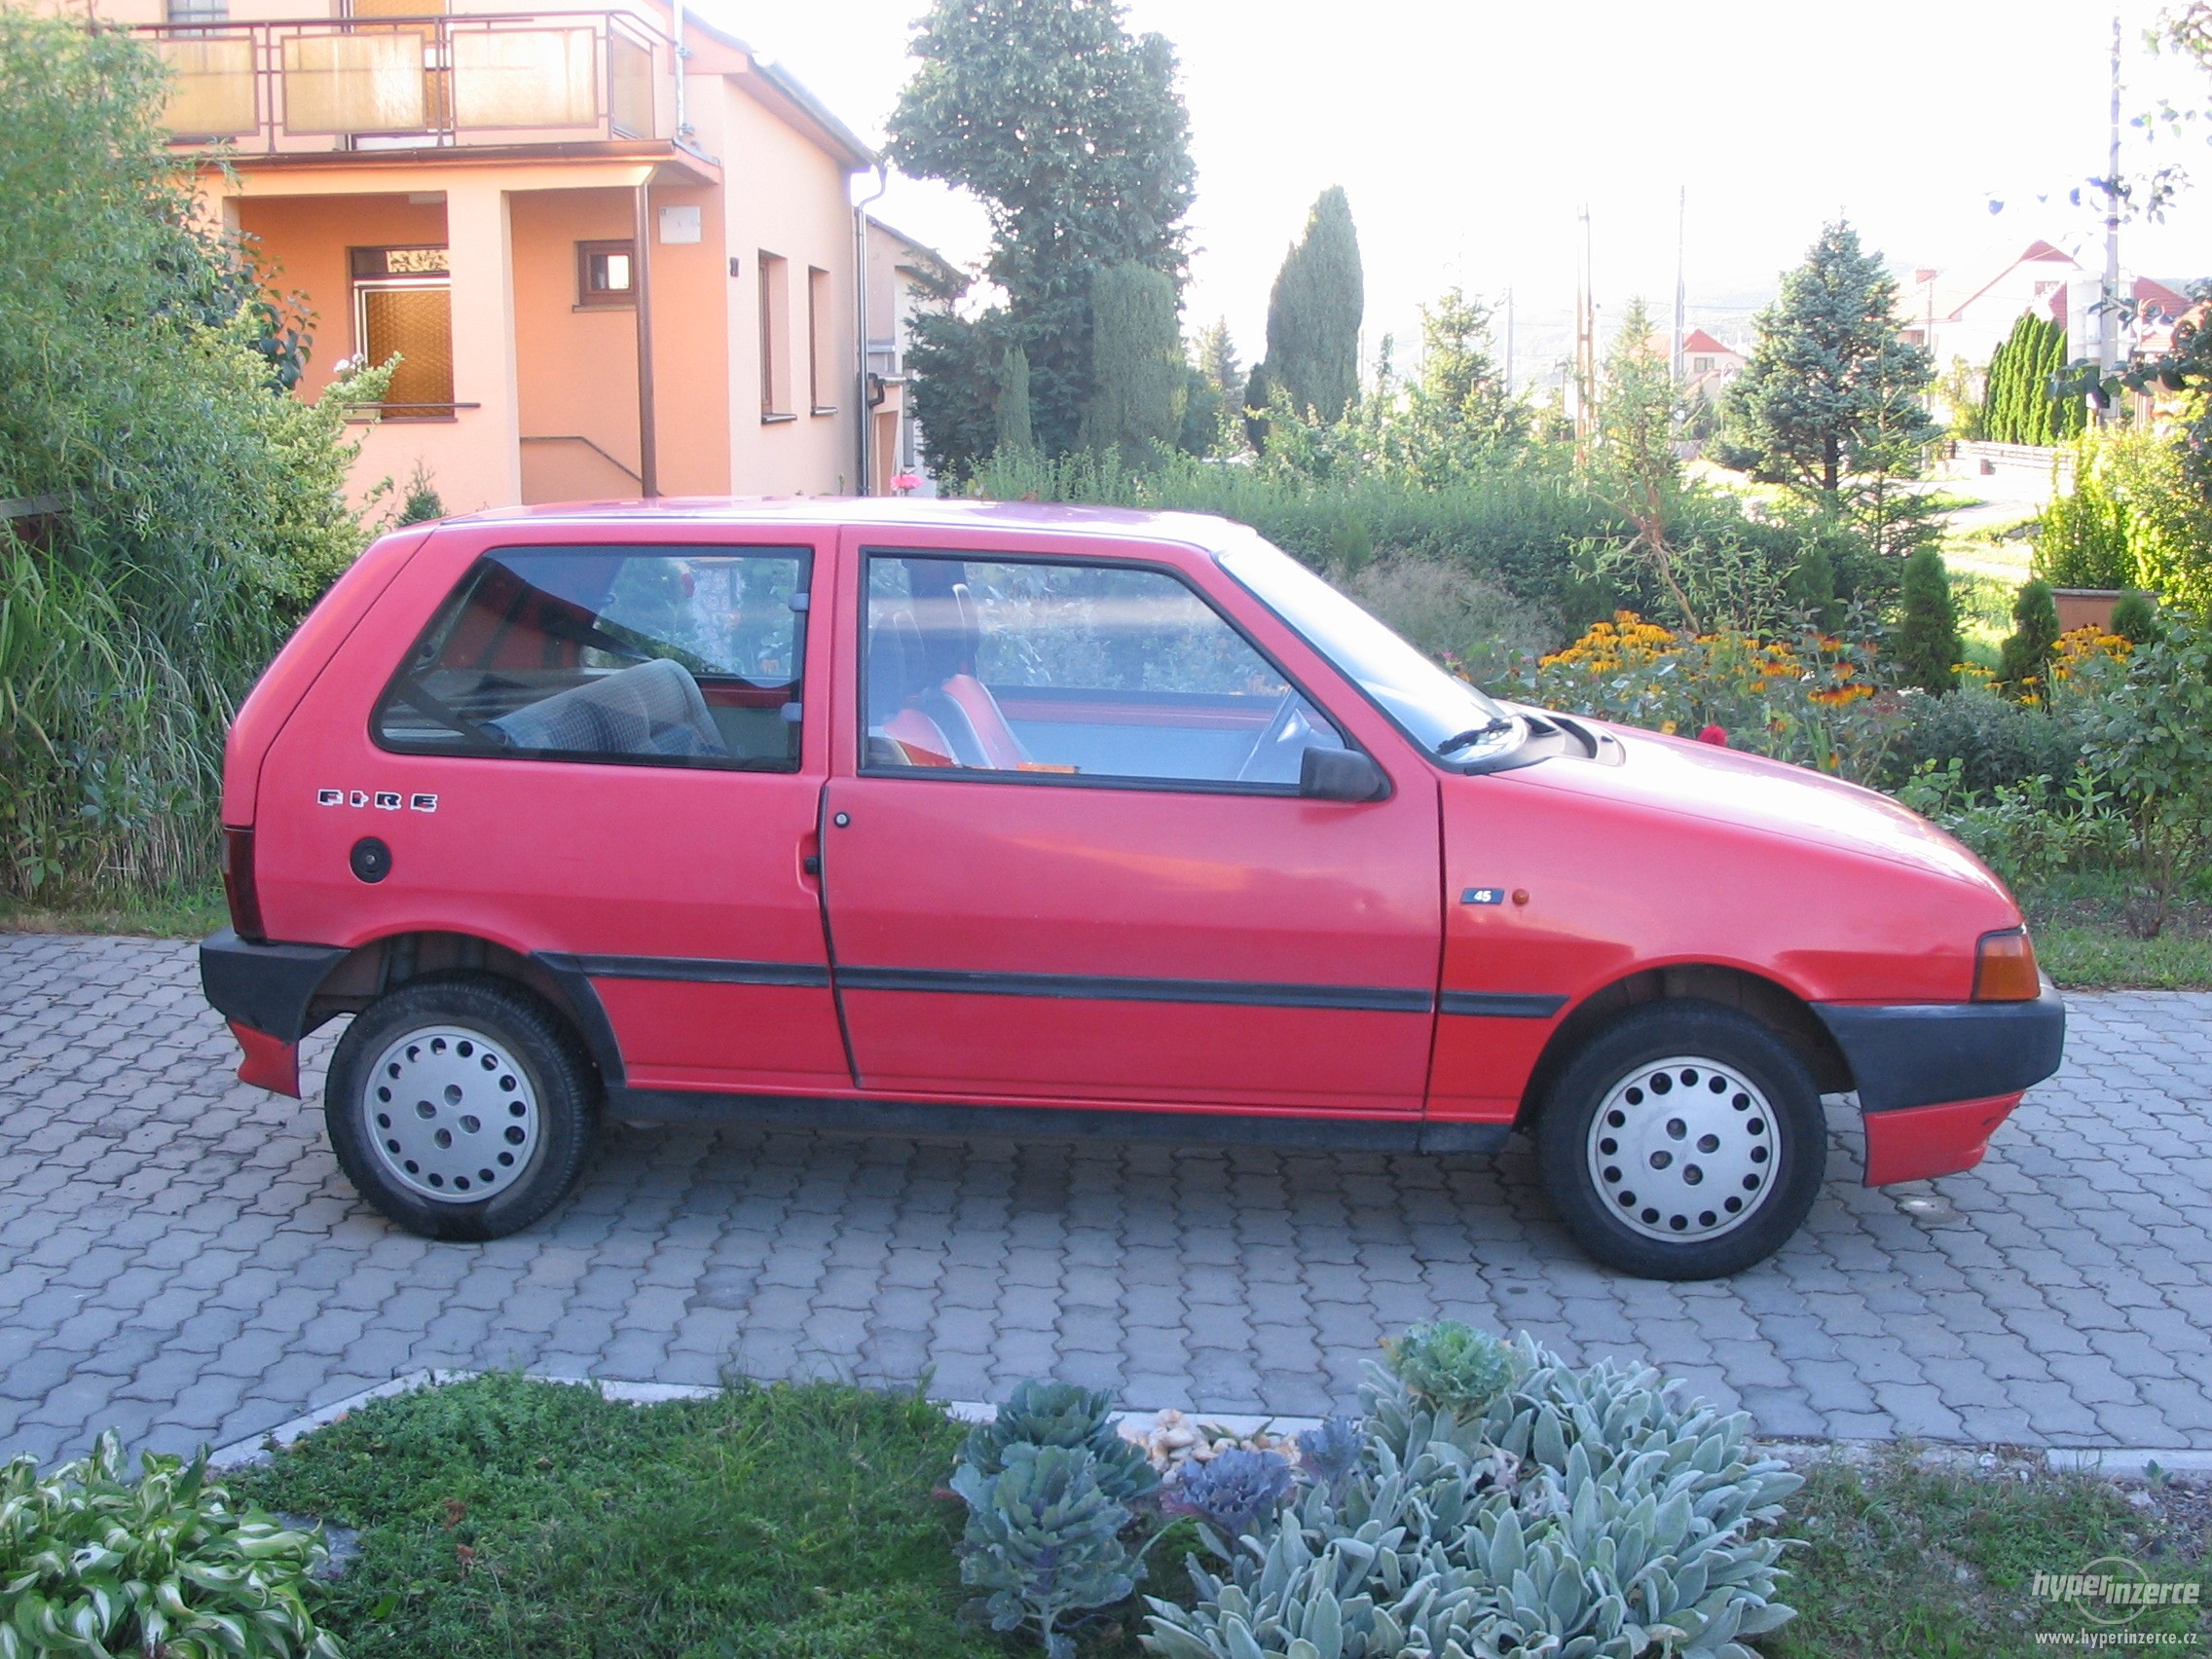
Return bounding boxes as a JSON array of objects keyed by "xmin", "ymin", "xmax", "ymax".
[
  {"xmin": 862, "ymin": 552, "xmax": 1345, "ymax": 788},
  {"xmin": 376, "ymin": 544, "xmax": 808, "ymax": 771}
]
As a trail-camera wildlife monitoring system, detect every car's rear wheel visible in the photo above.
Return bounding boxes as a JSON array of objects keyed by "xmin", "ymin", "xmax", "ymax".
[
  {"xmin": 324, "ymin": 975, "xmax": 598, "ymax": 1240},
  {"xmin": 1535, "ymin": 1001, "xmax": 1825, "ymax": 1279}
]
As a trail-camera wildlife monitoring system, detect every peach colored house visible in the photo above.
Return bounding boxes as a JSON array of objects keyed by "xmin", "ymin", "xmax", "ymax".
[
  {"xmin": 863, "ymin": 214, "xmax": 954, "ymax": 497},
  {"xmin": 85, "ymin": 0, "xmax": 878, "ymax": 510}
]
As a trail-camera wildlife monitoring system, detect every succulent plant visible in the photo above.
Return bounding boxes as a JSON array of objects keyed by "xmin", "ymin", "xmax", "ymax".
[
  {"xmin": 1141, "ymin": 1331, "xmax": 1801, "ymax": 1659},
  {"xmin": 952, "ymin": 1442, "xmax": 1137, "ymax": 1659},
  {"xmin": 1380, "ymin": 1319, "xmax": 1523, "ymax": 1420},
  {"xmin": 1161, "ymin": 1448, "xmax": 1295, "ymax": 1552},
  {"xmin": 962, "ymin": 1379, "xmax": 1161, "ymax": 1505}
]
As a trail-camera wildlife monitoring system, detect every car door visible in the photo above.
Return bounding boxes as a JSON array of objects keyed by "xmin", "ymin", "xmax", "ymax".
[
  {"xmin": 819, "ymin": 531, "xmax": 1442, "ymax": 1116},
  {"xmin": 263, "ymin": 522, "xmax": 850, "ymax": 1093}
]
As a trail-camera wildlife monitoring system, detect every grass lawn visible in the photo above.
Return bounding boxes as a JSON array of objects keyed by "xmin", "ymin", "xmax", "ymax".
[
  {"xmin": 0, "ymin": 884, "xmax": 227, "ymax": 940},
  {"xmin": 240, "ymin": 1376, "xmax": 2211, "ymax": 1659}
]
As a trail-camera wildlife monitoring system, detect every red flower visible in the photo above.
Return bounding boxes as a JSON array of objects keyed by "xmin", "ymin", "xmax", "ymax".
[{"xmin": 1697, "ymin": 724, "xmax": 1729, "ymax": 747}]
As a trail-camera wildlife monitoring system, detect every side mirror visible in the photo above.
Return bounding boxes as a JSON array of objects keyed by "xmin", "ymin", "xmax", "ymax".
[{"xmin": 1299, "ymin": 746, "xmax": 1386, "ymax": 802}]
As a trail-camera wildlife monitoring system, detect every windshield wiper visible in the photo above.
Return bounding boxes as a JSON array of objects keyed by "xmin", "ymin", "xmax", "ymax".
[{"xmin": 1433, "ymin": 717, "xmax": 1517, "ymax": 755}]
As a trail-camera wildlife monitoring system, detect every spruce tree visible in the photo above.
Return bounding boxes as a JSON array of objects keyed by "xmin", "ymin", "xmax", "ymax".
[
  {"xmin": 1196, "ymin": 316, "xmax": 1240, "ymax": 399},
  {"xmin": 1082, "ymin": 261, "xmax": 1184, "ymax": 467},
  {"xmin": 1255, "ymin": 186, "xmax": 1363, "ymax": 424},
  {"xmin": 1720, "ymin": 220, "xmax": 1936, "ymax": 511},
  {"xmin": 1896, "ymin": 546, "xmax": 1962, "ymax": 692}
]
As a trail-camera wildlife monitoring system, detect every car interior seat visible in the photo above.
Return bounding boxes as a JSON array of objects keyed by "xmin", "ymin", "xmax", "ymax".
[
  {"xmin": 909, "ymin": 583, "xmax": 1030, "ymax": 769},
  {"xmin": 492, "ymin": 656, "xmax": 727, "ymax": 758},
  {"xmin": 866, "ymin": 610, "xmax": 959, "ymax": 766}
]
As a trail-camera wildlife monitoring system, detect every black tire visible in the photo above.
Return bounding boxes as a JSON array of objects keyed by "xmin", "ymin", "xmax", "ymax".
[
  {"xmin": 1535, "ymin": 1000, "xmax": 1825, "ymax": 1279},
  {"xmin": 324, "ymin": 974, "xmax": 599, "ymax": 1241}
]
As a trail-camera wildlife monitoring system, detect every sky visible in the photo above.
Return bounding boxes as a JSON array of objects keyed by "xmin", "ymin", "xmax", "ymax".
[{"xmin": 710, "ymin": 0, "xmax": 2212, "ymax": 387}]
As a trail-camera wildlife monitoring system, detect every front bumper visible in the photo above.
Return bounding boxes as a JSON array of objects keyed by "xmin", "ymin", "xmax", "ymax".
[{"xmin": 1814, "ymin": 975, "xmax": 2065, "ymax": 1185}]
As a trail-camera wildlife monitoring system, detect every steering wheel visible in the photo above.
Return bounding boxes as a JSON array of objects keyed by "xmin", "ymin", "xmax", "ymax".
[{"xmin": 1235, "ymin": 690, "xmax": 1311, "ymax": 783}]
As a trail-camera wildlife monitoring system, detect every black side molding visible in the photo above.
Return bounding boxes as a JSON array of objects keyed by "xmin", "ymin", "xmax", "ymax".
[
  {"xmin": 608, "ymin": 1087, "xmax": 1512, "ymax": 1155},
  {"xmin": 200, "ymin": 928, "xmax": 348, "ymax": 1041},
  {"xmin": 1814, "ymin": 977, "xmax": 2066, "ymax": 1113}
]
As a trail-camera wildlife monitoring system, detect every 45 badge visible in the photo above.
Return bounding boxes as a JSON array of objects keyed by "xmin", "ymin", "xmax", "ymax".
[{"xmin": 318, "ymin": 788, "xmax": 438, "ymax": 812}]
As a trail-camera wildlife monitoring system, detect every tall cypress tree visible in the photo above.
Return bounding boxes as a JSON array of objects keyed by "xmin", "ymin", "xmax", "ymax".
[
  {"xmin": 1896, "ymin": 546, "xmax": 1962, "ymax": 693},
  {"xmin": 1082, "ymin": 262, "xmax": 1185, "ymax": 467},
  {"xmin": 1255, "ymin": 186, "xmax": 1364, "ymax": 424},
  {"xmin": 995, "ymin": 345, "xmax": 1034, "ymax": 454}
]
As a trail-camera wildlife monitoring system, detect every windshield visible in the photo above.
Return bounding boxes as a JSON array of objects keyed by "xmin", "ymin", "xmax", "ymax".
[{"xmin": 1217, "ymin": 537, "xmax": 1518, "ymax": 762}]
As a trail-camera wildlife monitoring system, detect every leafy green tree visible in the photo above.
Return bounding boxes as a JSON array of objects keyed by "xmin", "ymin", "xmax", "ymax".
[
  {"xmin": 1895, "ymin": 547, "xmax": 1962, "ymax": 692},
  {"xmin": 1254, "ymin": 186, "xmax": 1363, "ymax": 428},
  {"xmin": 1999, "ymin": 577, "xmax": 2062, "ymax": 696},
  {"xmin": 888, "ymin": 0, "xmax": 1195, "ymax": 473},
  {"xmin": 1720, "ymin": 221, "xmax": 1938, "ymax": 555},
  {"xmin": 1383, "ymin": 288, "xmax": 1524, "ymax": 484},
  {"xmin": 1081, "ymin": 262, "xmax": 1184, "ymax": 467}
]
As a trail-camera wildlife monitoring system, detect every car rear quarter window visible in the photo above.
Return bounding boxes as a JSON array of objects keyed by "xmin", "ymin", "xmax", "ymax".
[{"xmin": 374, "ymin": 544, "xmax": 808, "ymax": 771}]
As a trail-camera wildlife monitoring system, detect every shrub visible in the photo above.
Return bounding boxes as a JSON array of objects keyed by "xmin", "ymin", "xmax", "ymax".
[
  {"xmin": 1142, "ymin": 1333, "xmax": 1800, "ymax": 1659},
  {"xmin": 0, "ymin": 1432, "xmax": 342, "ymax": 1659},
  {"xmin": 2111, "ymin": 588, "xmax": 2160, "ymax": 645},
  {"xmin": 1896, "ymin": 760, "xmax": 2125, "ymax": 892},
  {"xmin": 1894, "ymin": 546, "xmax": 1962, "ymax": 693},
  {"xmin": 1999, "ymin": 578, "xmax": 2062, "ymax": 697},
  {"xmin": 1886, "ymin": 684, "xmax": 2083, "ymax": 794},
  {"xmin": 0, "ymin": 11, "xmax": 386, "ymax": 900},
  {"xmin": 1341, "ymin": 556, "xmax": 1559, "ymax": 683}
]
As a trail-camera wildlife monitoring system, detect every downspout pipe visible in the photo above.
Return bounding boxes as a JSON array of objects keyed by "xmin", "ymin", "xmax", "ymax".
[
  {"xmin": 670, "ymin": 0, "xmax": 689, "ymax": 139},
  {"xmin": 853, "ymin": 161, "xmax": 888, "ymax": 495}
]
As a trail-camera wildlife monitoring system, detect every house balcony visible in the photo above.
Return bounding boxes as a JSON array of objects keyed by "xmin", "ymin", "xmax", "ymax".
[{"xmin": 139, "ymin": 9, "xmax": 674, "ymax": 158}]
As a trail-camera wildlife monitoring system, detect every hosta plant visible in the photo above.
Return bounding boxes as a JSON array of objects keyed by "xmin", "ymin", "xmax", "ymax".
[
  {"xmin": 1143, "ymin": 1332, "xmax": 1800, "ymax": 1659},
  {"xmin": 0, "ymin": 1431, "xmax": 342, "ymax": 1659},
  {"xmin": 961, "ymin": 1379, "xmax": 1161, "ymax": 1505},
  {"xmin": 951, "ymin": 1442, "xmax": 1137, "ymax": 1659}
]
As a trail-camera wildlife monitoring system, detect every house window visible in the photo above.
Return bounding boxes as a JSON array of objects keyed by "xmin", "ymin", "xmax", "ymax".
[
  {"xmin": 808, "ymin": 266, "xmax": 836, "ymax": 414},
  {"xmin": 1692, "ymin": 355, "xmax": 1713, "ymax": 372},
  {"xmin": 166, "ymin": 0, "xmax": 229, "ymax": 21},
  {"xmin": 758, "ymin": 251, "xmax": 793, "ymax": 420},
  {"xmin": 351, "ymin": 245, "xmax": 454, "ymax": 414},
  {"xmin": 576, "ymin": 240, "xmax": 635, "ymax": 309}
]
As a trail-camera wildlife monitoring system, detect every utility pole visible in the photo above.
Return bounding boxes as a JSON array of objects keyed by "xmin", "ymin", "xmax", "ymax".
[
  {"xmin": 1672, "ymin": 185, "xmax": 1686, "ymax": 390},
  {"xmin": 1574, "ymin": 204, "xmax": 1595, "ymax": 450},
  {"xmin": 1503, "ymin": 285, "xmax": 1514, "ymax": 394},
  {"xmin": 2098, "ymin": 12, "xmax": 2122, "ymax": 425}
]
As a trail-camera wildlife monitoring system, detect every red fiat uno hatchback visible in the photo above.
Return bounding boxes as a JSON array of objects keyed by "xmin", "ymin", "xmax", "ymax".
[{"xmin": 201, "ymin": 500, "xmax": 2065, "ymax": 1278}]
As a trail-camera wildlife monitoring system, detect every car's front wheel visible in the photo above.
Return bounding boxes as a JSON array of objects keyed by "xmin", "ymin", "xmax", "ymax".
[
  {"xmin": 1535, "ymin": 1001, "xmax": 1825, "ymax": 1278},
  {"xmin": 324, "ymin": 975, "xmax": 599, "ymax": 1240}
]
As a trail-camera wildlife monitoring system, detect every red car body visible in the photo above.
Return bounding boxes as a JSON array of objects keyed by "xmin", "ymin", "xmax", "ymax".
[{"xmin": 202, "ymin": 500, "xmax": 2064, "ymax": 1267}]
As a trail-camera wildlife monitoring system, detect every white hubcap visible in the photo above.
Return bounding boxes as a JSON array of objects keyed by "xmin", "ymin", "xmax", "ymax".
[
  {"xmin": 1587, "ymin": 1054, "xmax": 1778, "ymax": 1242},
  {"xmin": 363, "ymin": 1024, "xmax": 538, "ymax": 1203}
]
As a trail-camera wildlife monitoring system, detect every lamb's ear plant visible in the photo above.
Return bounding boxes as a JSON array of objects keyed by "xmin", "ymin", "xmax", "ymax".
[
  {"xmin": 0, "ymin": 1431, "xmax": 344, "ymax": 1659},
  {"xmin": 1143, "ymin": 1330, "xmax": 1802, "ymax": 1659},
  {"xmin": 951, "ymin": 1443, "xmax": 1136, "ymax": 1659}
]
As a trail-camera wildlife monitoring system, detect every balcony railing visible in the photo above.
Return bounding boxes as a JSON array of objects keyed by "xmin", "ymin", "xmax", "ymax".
[{"xmin": 141, "ymin": 10, "xmax": 669, "ymax": 154}]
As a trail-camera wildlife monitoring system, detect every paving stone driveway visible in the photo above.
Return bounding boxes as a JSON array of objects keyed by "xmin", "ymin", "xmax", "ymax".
[{"xmin": 3, "ymin": 932, "xmax": 2210, "ymax": 1466}]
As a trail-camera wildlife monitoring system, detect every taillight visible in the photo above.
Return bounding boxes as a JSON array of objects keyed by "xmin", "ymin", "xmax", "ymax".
[
  {"xmin": 1972, "ymin": 927, "xmax": 2041, "ymax": 1001},
  {"xmin": 221, "ymin": 827, "xmax": 266, "ymax": 942}
]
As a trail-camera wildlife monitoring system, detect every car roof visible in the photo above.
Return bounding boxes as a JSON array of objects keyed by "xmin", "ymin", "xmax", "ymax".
[{"xmin": 439, "ymin": 496, "xmax": 1251, "ymax": 553}]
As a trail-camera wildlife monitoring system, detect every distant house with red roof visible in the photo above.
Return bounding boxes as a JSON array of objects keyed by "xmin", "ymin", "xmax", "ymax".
[
  {"xmin": 1679, "ymin": 328, "xmax": 1744, "ymax": 405},
  {"xmin": 1901, "ymin": 241, "xmax": 2199, "ymax": 376}
]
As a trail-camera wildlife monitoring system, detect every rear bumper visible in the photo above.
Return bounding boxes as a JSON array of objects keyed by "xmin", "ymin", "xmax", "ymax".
[
  {"xmin": 1813, "ymin": 976, "xmax": 2065, "ymax": 1185},
  {"xmin": 200, "ymin": 928, "xmax": 347, "ymax": 1040},
  {"xmin": 202, "ymin": 929, "xmax": 346, "ymax": 1096}
]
